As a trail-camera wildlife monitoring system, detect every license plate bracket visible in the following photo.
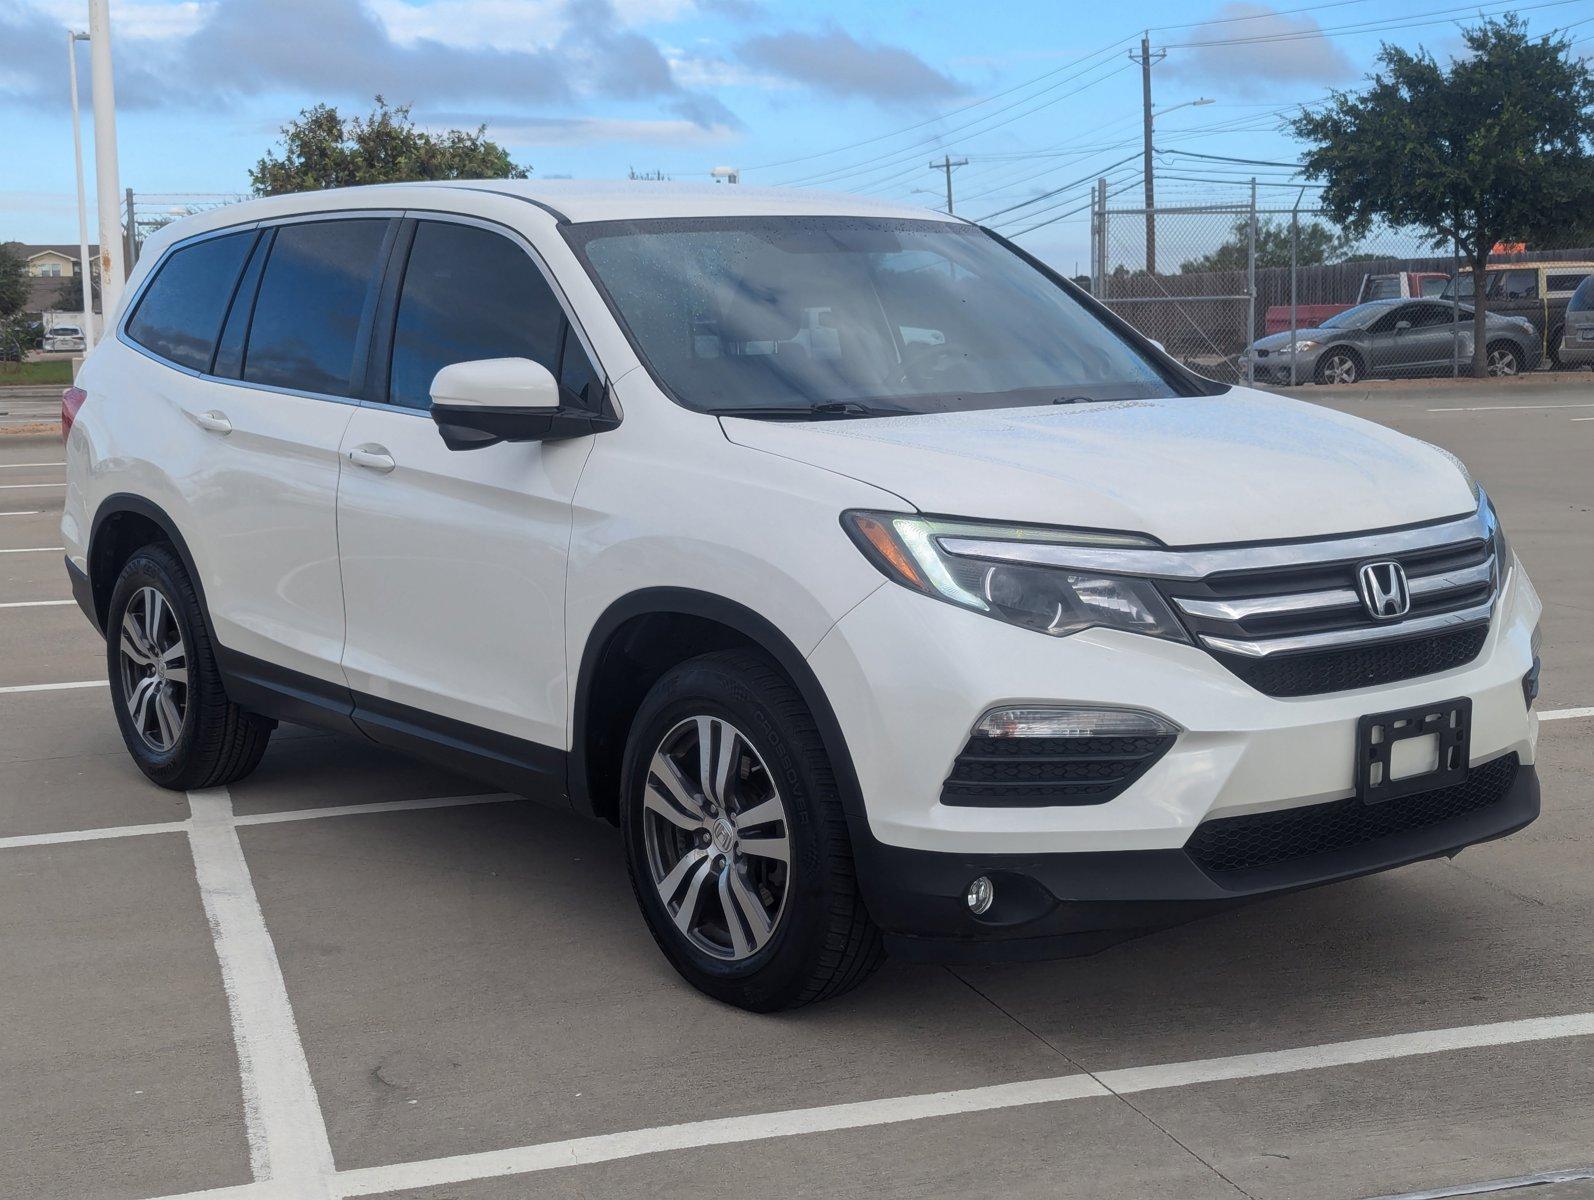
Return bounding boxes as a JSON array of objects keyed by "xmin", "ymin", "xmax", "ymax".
[{"xmin": 1356, "ymin": 698, "xmax": 1471, "ymax": 805}]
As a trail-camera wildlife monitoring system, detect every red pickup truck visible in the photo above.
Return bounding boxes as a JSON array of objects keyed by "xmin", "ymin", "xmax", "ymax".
[{"xmin": 1265, "ymin": 271, "xmax": 1450, "ymax": 335}]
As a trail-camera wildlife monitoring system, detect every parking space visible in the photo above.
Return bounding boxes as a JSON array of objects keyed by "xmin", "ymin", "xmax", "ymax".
[{"xmin": 2, "ymin": 381, "xmax": 1592, "ymax": 1200}]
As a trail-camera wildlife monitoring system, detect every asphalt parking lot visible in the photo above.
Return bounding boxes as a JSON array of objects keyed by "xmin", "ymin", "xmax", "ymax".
[{"xmin": 2, "ymin": 378, "xmax": 1591, "ymax": 1200}]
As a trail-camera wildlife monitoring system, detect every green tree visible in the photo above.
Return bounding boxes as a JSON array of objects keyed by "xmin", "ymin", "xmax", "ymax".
[
  {"xmin": 251, "ymin": 96, "xmax": 529, "ymax": 196},
  {"xmin": 1179, "ymin": 217, "xmax": 1356, "ymax": 273},
  {"xmin": 0, "ymin": 242, "xmax": 29, "ymax": 321},
  {"xmin": 1291, "ymin": 14, "xmax": 1594, "ymax": 376}
]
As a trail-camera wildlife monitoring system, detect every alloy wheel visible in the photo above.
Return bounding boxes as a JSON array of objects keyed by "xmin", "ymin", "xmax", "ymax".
[
  {"xmin": 641, "ymin": 716, "xmax": 791, "ymax": 961},
  {"xmin": 1321, "ymin": 353, "xmax": 1358, "ymax": 385},
  {"xmin": 1488, "ymin": 347, "xmax": 1519, "ymax": 376},
  {"xmin": 118, "ymin": 586, "xmax": 189, "ymax": 752}
]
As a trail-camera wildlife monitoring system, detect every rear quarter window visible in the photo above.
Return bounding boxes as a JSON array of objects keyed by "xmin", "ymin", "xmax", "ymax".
[
  {"xmin": 1568, "ymin": 277, "xmax": 1594, "ymax": 313},
  {"xmin": 124, "ymin": 231, "xmax": 256, "ymax": 371}
]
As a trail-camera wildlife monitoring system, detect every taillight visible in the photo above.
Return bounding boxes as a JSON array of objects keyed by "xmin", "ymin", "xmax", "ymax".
[{"xmin": 61, "ymin": 386, "xmax": 87, "ymax": 441}]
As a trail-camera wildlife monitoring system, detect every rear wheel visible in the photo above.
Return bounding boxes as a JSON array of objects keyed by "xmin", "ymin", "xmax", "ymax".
[
  {"xmin": 620, "ymin": 650, "xmax": 883, "ymax": 1011},
  {"xmin": 1547, "ymin": 326, "xmax": 1565, "ymax": 369},
  {"xmin": 107, "ymin": 545, "xmax": 273, "ymax": 790},
  {"xmin": 1486, "ymin": 342, "xmax": 1523, "ymax": 377},
  {"xmin": 1315, "ymin": 349, "xmax": 1361, "ymax": 385}
]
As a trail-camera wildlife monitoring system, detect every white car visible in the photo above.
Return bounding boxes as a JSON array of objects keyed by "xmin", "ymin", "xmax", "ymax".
[
  {"xmin": 62, "ymin": 182, "xmax": 1543, "ymax": 1010},
  {"xmin": 44, "ymin": 324, "xmax": 87, "ymax": 352}
]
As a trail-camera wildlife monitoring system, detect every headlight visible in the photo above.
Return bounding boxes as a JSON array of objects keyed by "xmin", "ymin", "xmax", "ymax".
[
  {"xmin": 842, "ymin": 512, "xmax": 1190, "ymax": 643},
  {"xmin": 1290, "ymin": 339, "xmax": 1320, "ymax": 352}
]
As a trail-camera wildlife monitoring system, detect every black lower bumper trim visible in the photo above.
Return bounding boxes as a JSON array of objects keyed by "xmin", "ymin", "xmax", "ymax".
[
  {"xmin": 66, "ymin": 556, "xmax": 99, "ymax": 631},
  {"xmin": 856, "ymin": 757, "xmax": 1538, "ymax": 964}
]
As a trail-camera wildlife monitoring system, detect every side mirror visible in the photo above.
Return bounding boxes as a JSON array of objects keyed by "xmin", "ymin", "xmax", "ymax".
[
  {"xmin": 429, "ymin": 357, "xmax": 616, "ymax": 451},
  {"xmin": 1147, "ymin": 338, "xmax": 1166, "ymax": 354}
]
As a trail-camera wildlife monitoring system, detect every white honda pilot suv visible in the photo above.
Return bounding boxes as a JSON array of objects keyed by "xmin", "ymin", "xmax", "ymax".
[{"xmin": 63, "ymin": 182, "xmax": 1543, "ymax": 1011}]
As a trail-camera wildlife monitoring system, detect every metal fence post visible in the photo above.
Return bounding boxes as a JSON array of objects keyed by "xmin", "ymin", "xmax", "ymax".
[
  {"xmin": 1093, "ymin": 177, "xmax": 1108, "ymax": 297},
  {"xmin": 123, "ymin": 187, "xmax": 137, "ymax": 271},
  {"xmin": 1246, "ymin": 179, "xmax": 1257, "ymax": 386},
  {"xmin": 1451, "ymin": 235, "xmax": 1461, "ymax": 379},
  {"xmin": 1289, "ymin": 196, "xmax": 1301, "ymax": 387}
]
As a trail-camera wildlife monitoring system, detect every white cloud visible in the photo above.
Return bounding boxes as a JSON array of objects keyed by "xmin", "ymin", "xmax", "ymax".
[
  {"xmin": 367, "ymin": 0, "xmax": 700, "ymax": 51},
  {"xmin": 1164, "ymin": 2, "xmax": 1357, "ymax": 95},
  {"xmin": 23, "ymin": 0, "xmax": 211, "ymax": 39},
  {"xmin": 435, "ymin": 112, "xmax": 737, "ymax": 145}
]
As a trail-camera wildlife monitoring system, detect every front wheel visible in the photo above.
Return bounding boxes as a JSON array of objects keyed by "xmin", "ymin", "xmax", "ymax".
[
  {"xmin": 1486, "ymin": 342, "xmax": 1523, "ymax": 377},
  {"xmin": 1315, "ymin": 349, "xmax": 1361, "ymax": 385},
  {"xmin": 620, "ymin": 650, "xmax": 883, "ymax": 1011}
]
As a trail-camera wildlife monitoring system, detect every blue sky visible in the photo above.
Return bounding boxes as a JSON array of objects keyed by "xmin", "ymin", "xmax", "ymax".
[{"xmin": 3, "ymin": 0, "xmax": 1591, "ymax": 270}]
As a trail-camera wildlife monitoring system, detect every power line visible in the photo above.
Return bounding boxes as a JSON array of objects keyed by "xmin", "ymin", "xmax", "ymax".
[
  {"xmin": 976, "ymin": 152, "xmax": 1143, "ymax": 222},
  {"xmin": 1163, "ymin": 0, "xmax": 1586, "ymax": 47}
]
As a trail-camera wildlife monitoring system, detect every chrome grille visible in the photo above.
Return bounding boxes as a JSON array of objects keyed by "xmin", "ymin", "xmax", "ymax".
[{"xmin": 1161, "ymin": 511, "xmax": 1499, "ymax": 694}]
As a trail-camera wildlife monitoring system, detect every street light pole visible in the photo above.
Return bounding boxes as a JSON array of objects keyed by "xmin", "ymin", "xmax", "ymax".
[
  {"xmin": 1130, "ymin": 34, "xmax": 1164, "ymax": 274},
  {"xmin": 67, "ymin": 29, "xmax": 95, "ymax": 351},
  {"xmin": 87, "ymin": 0, "xmax": 126, "ymax": 320}
]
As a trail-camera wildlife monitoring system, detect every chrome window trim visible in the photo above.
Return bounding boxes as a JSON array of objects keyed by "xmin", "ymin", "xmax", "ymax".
[
  {"xmin": 937, "ymin": 497, "xmax": 1492, "ymax": 580},
  {"xmin": 1199, "ymin": 599, "xmax": 1495, "ymax": 659},
  {"xmin": 1174, "ymin": 556, "xmax": 1496, "ymax": 622}
]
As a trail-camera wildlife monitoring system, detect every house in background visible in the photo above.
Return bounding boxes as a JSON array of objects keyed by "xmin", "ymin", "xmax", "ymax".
[{"xmin": 16, "ymin": 244, "xmax": 104, "ymax": 339}]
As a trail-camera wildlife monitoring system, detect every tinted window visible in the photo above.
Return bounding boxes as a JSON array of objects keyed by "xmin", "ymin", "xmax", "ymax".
[
  {"xmin": 1363, "ymin": 275, "xmax": 1401, "ymax": 301},
  {"xmin": 1419, "ymin": 276, "xmax": 1449, "ymax": 297},
  {"xmin": 1547, "ymin": 272, "xmax": 1589, "ymax": 294},
  {"xmin": 1568, "ymin": 276, "xmax": 1594, "ymax": 313},
  {"xmin": 389, "ymin": 221, "xmax": 566, "ymax": 410},
  {"xmin": 244, "ymin": 220, "xmax": 389, "ymax": 396},
  {"xmin": 1408, "ymin": 303, "xmax": 1455, "ymax": 328},
  {"xmin": 126, "ymin": 232, "xmax": 255, "ymax": 371},
  {"xmin": 212, "ymin": 232, "xmax": 272, "ymax": 379},
  {"xmin": 1489, "ymin": 269, "xmax": 1538, "ymax": 300}
]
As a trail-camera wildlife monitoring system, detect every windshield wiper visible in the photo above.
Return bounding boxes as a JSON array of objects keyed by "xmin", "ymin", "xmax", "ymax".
[
  {"xmin": 1050, "ymin": 395, "xmax": 1116, "ymax": 405},
  {"xmin": 712, "ymin": 400, "xmax": 884, "ymax": 419}
]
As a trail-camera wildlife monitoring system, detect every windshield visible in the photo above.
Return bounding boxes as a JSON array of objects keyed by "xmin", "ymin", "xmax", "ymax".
[
  {"xmin": 1320, "ymin": 302, "xmax": 1392, "ymax": 329},
  {"xmin": 566, "ymin": 217, "xmax": 1178, "ymax": 416}
]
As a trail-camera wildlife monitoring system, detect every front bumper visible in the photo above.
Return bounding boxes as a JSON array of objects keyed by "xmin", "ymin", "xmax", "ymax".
[{"xmin": 863, "ymin": 756, "xmax": 1537, "ymax": 962}]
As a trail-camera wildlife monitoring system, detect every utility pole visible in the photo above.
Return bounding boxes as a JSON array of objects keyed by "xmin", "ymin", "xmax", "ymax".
[
  {"xmin": 1129, "ymin": 33, "xmax": 1164, "ymax": 274},
  {"xmin": 88, "ymin": 0, "xmax": 126, "ymax": 319},
  {"xmin": 928, "ymin": 155, "xmax": 968, "ymax": 215},
  {"xmin": 67, "ymin": 29, "xmax": 94, "ymax": 351}
]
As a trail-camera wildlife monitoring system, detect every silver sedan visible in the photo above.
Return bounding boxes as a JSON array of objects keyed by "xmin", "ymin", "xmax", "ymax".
[{"xmin": 1241, "ymin": 298, "xmax": 1540, "ymax": 385}]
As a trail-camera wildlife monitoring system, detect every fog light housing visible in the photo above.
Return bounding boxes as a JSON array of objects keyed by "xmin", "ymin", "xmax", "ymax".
[
  {"xmin": 965, "ymin": 876, "xmax": 995, "ymax": 915},
  {"xmin": 974, "ymin": 706, "xmax": 1178, "ymax": 739}
]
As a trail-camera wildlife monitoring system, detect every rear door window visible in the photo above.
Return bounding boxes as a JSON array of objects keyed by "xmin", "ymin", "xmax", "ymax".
[
  {"xmin": 387, "ymin": 220, "xmax": 573, "ymax": 410},
  {"xmin": 125, "ymin": 231, "xmax": 256, "ymax": 371},
  {"xmin": 1547, "ymin": 272, "xmax": 1589, "ymax": 294},
  {"xmin": 243, "ymin": 219, "xmax": 391, "ymax": 397}
]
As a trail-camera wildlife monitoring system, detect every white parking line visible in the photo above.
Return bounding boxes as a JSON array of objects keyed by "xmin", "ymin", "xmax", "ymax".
[
  {"xmin": 1428, "ymin": 402, "xmax": 1594, "ymax": 412},
  {"xmin": 0, "ymin": 819, "xmax": 189, "ymax": 851},
  {"xmin": 188, "ymin": 787, "xmax": 336, "ymax": 1195},
  {"xmin": 0, "ymin": 599, "xmax": 72, "ymax": 608},
  {"xmin": 0, "ymin": 461, "xmax": 65, "ymax": 468},
  {"xmin": 0, "ymin": 679, "xmax": 107, "ymax": 695},
  {"xmin": 1540, "ymin": 706, "xmax": 1594, "ymax": 722},
  {"xmin": 0, "ymin": 545, "xmax": 63, "ymax": 553},
  {"xmin": 149, "ymin": 1009, "xmax": 1594, "ymax": 1200},
  {"xmin": 0, "ymin": 482, "xmax": 64, "ymax": 489},
  {"xmin": 1365, "ymin": 1164, "xmax": 1594, "ymax": 1200}
]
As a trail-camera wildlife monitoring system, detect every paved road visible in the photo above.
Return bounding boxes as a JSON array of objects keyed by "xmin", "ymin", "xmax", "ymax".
[{"xmin": 1, "ymin": 383, "xmax": 1590, "ymax": 1200}]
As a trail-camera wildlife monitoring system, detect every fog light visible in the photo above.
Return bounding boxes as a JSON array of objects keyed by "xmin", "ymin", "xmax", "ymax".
[
  {"xmin": 965, "ymin": 875, "xmax": 995, "ymax": 915},
  {"xmin": 974, "ymin": 706, "xmax": 1178, "ymax": 739}
]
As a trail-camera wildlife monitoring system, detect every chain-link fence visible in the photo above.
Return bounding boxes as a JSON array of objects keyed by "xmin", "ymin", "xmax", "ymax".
[
  {"xmin": 1089, "ymin": 184, "xmax": 1594, "ymax": 385},
  {"xmin": 122, "ymin": 192, "xmax": 251, "ymax": 270}
]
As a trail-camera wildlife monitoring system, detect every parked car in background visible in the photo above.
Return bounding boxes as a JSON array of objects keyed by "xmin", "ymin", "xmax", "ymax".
[
  {"xmin": 1243, "ymin": 298, "xmax": 1539, "ymax": 384},
  {"xmin": 1443, "ymin": 261, "xmax": 1594, "ymax": 368},
  {"xmin": 1262, "ymin": 271, "xmax": 1450, "ymax": 335},
  {"xmin": 1554, "ymin": 275, "xmax": 1594, "ymax": 368},
  {"xmin": 43, "ymin": 324, "xmax": 87, "ymax": 352}
]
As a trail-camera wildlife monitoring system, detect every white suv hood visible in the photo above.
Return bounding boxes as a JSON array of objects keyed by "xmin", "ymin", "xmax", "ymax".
[{"xmin": 721, "ymin": 388, "xmax": 1477, "ymax": 546}]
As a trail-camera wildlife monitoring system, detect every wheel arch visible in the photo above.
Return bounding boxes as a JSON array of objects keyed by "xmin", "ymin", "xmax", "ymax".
[
  {"xmin": 87, "ymin": 494, "xmax": 216, "ymax": 641},
  {"xmin": 571, "ymin": 588, "xmax": 866, "ymax": 831}
]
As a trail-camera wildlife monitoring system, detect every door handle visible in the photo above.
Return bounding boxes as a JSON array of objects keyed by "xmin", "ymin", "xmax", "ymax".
[
  {"xmin": 195, "ymin": 410, "xmax": 232, "ymax": 435},
  {"xmin": 348, "ymin": 444, "xmax": 396, "ymax": 474}
]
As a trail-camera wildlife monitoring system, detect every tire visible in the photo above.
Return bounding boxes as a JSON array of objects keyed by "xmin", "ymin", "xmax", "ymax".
[
  {"xmin": 1315, "ymin": 348, "xmax": 1361, "ymax": 385},
  {"xmin": 1486, "ymin": 342, "xmax": 1523, "ymax": 377},
  {"xmin": 106, "ymin": 544, "xmax": 273, "ymax": 790},
  {"xmin": 1547, "ymin": 327, "xmax": 1565, "ymax": 370},
  {"xmin": 619, "ymin": 650, "xmax": 884, "ymax": 1011}
]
